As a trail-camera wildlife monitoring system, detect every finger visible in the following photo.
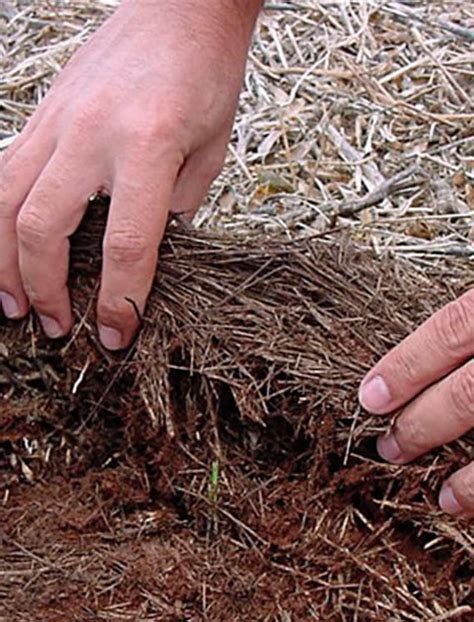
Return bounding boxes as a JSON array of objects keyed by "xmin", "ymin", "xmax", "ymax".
[
  {"xmin": 0, "ymin": 106, "xmax": 50, "ymax": 169},
  {"xmin": 98, "ymin": 153, "xmax": 181, "ymax": 350},
  {"xmin": 1, "ymin": 123, "xmax": 37, "ymax": 167},
  {"xmin": 171, "ymin": 143, "xmax": 226, "ymax": 222},
  {"xmin": 359, "ymin": 290, "xmax": 474, "ymax": 414},
  {"xmin": 17, "ymin": 152, "xmax": 102, "ymax": 337},
  {"xmin": 439, "ymin": 462, "xmax": 474, "ymax": 518},
  {"xmin": 376, "ymin": 359, "xmax": 474, "ymax": 464},
  {"xmin": 0, "ymin": 136, "xmax": 55, "ymax": 318}
]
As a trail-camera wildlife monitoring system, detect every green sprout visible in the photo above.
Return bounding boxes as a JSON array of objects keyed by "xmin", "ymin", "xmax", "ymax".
[{"xmin": 208, "ymin": 460, "xmax": 219, "ymax": 503}]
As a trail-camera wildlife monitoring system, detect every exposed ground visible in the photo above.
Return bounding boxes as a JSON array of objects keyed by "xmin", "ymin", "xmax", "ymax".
[{"xmin": 0, "ymin": 1, "xmax": 473, "ymax": 621}]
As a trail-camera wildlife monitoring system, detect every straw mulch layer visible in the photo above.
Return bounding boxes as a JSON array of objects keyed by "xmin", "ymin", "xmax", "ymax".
[
  {"xmin": 0, "ymin": 207, "xmax": 473, "ymax": 621},
  {"xmin": 1, "ymin": 0, "xmax": 473, "ymax": 620}
]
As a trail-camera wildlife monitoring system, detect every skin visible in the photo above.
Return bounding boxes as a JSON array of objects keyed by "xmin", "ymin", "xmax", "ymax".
[
  {"xmin": 0, "ymin": 0, "xmax": 263, "ymax": 348},
  {"xmin": 0, "ymin": 0, "xmax": 472, "ymax": 517},
  {"xmin": 359, "ymin": 290, "xmax": 474, "ymax": 518}
]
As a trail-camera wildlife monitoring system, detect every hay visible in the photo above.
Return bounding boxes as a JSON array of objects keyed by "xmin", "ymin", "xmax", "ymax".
[
  {"xmin": 1, "ymin": 1, "xmax": 473, "ymax": 255},
  {"xmin": 1, "ymin": 1, "xmax": 473, "ymax": 620}
]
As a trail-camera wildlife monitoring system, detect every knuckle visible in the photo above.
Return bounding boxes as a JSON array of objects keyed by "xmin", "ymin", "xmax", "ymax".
[
  {"xmin": 151, "ymin": 111, "xmax": 184, "ymax": 143},
  {"xmin": 125, "ymin": 111, "xmax": 184, "ymax": 152},
  {"xmin": 70, "ymin": 102, "xmax": 104, "ymax": 134},
  {"xmin": 387, "ymin": 346, "xmax": 420, "ymax": 386},
  {"xmin": 125, "ymin": 124, "xmax": 156, "ymax": 150},
  {"xmin": 17, "ymin": 208, "xmax": 50, "ymax": 248},
  {"xmin": 105, "ymin": 228, "xmax": 151, "ymax": 266},
  {"xmin": 433, "ymin": 292, "xmax": 474, "ymax": 355},
  {"xmin": 450, "ymin": 363, "xmax": 474, "ymax": 423}
]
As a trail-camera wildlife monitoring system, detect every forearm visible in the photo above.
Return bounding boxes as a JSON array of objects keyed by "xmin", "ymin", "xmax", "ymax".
[
  {"xmin": 122, "ymin": 0, "xmax": 264, "ymax": 36},
  {"xmin": 118, "ymin": 0, "xmax": 263, "ymax": 74}
]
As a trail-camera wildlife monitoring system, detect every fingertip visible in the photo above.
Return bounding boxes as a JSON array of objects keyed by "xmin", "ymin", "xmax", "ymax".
[
  {"xmin": 376, "ymin": 432, "xmax": 406, "ymax": 464},
  {"xmin": 97, "ymin": 294, "xmax": 142, "ymax": 351},
  {"xmin": 38, "ymin": 314, "xmax": 66, "ymax": 339},
  {"xmin": 359, "ymin": 374, "xmax": 393, "ymax": 414},
  {"xmin": 98, "ymin": 324, "xmax": 125, "ymax": 351},
  {"xmin": 32, "ymin": 289, "xmax": 73, "ymax": 339},
  {"xmin": 439, "ymin": 485, "xmax": 463, "ymax": 516},
  {"xmin": 0, "ymin": 291, "xmax": 26, "ymax": 320}
]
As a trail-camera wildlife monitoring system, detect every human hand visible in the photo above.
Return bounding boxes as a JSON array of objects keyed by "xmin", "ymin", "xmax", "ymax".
[
  {"xmin": 0, "ymin": 0, "xmax": 262, "ymax": 349},
  {"xmin": 359, "ymin": 290, "xmax": 474, "ymax": 518}
]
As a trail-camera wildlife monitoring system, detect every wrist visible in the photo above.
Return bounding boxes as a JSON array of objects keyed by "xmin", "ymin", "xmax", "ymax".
[
  {"xmin": 120, "ymin": 0, "xmax": 263, "ymax": 40},
  {"xmin": 227, "ymin": 0, "xmax": 265, "ymax": 43},
  {"xmin": 230, "ymin": 0, "xmax": 265, "ymax": 24}
]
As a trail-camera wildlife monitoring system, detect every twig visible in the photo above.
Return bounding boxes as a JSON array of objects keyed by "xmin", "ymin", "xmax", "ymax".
[
  {"xmin": 333, "ymin": 164, "xmax": 423, "ymax": 220},
  {"xmin": 383, "ymin": 2, "xmax": 474, "ymax": 42}
]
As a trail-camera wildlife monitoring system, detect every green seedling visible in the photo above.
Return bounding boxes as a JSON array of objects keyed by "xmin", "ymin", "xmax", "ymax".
[{"xmin": 208, "ymin": 460, "xmax": 219, "ymax": 503}]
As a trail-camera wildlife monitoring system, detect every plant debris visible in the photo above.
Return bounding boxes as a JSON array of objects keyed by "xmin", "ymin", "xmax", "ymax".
[
  {"xmin": 1, "ymin": 206, "xmax": 473, "ymax": 620},
  {"xmin": 0, "ymin": 1, "xmax": 473, "ymax": 620}
]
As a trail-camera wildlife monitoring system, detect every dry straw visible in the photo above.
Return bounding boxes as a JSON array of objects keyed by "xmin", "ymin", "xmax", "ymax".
[{"xmin": 0, "ymin": 1, "xmax": 473, "ymax": 620}]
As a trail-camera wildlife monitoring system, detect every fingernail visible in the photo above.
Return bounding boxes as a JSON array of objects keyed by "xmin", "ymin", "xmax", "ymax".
[
  {"xmin": 99, "ymin": 325, "xmax": 123, "ymax": 350},
  {"xmin": 0, "ymin": 292, "xmax": 20, "ymax": 318},
  {"xmin": 359, "ymin": 375, "xmax": 392, "ymax": 412},
  {"xmin": 377, "ymin": 432, "xmax": 403, "ymax": 463},
  {"xmin": 39, "ymin": 315, "xmax": 63, "ymax": 338},
  {"xmin": 439, "ymin": 485, "xmax": 463, "ymax": 516}
]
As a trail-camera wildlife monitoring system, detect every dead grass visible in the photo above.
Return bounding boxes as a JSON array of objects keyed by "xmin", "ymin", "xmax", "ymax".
[
  {"xmin": 1, "ymin": 0, "xmax": 473, "ymax": 260},
  {"xmin": 0, "ymin": 1, "xmax": 473, "ymax": 621}
]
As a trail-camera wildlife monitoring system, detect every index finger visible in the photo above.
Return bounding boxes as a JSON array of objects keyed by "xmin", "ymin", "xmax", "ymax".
[{"xmin": 359, "ymin": 289, "xmax": 474, "ymax": 414}]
